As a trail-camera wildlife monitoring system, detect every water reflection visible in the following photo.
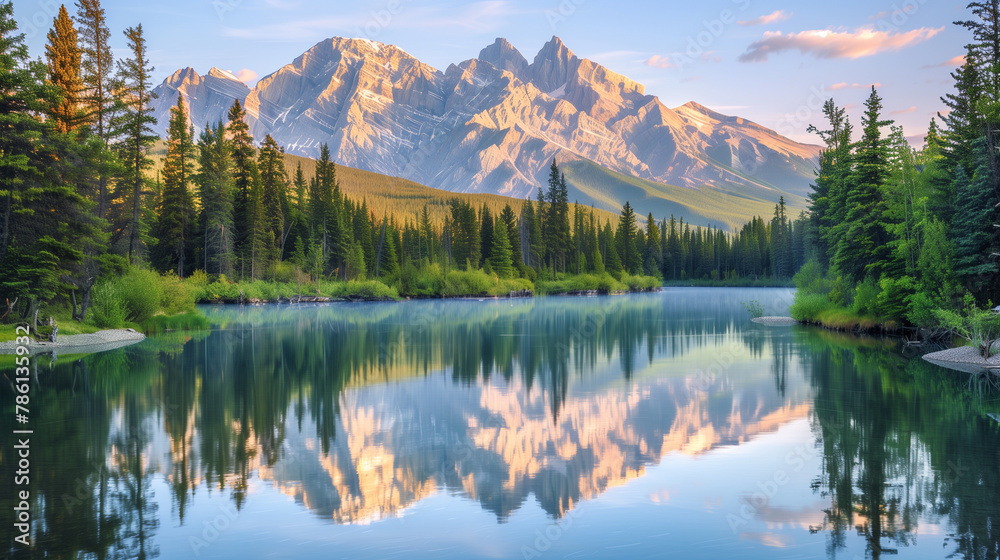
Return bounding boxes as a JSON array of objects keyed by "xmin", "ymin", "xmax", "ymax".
[{"xmin": 1, "ymin": 289, "xmax": 998, "ymax": 559}]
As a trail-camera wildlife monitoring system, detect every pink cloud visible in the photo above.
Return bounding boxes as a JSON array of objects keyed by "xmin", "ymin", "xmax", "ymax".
[
  {"xmin": 891, "ymin": 106, "xmax": 918, "ymax": 115},
  {"xmin": 738, "ymin": 10, "xmax": 792, "ymax": 26},
  {"xmin": 923, "ymin": 54, "xmax": 965, "ymax": 68},
  {"xmin": 235, "ymin": 69, "xmax": 259, "ymax": 84},
  {"xmin": 739, "ymin": 26, "xmax": 942, "ymax": 62},
  {"xmin": 829, "ymin": 82, "xmax": 882, "ymax": 90},
  {"xmin": 645, "ymin": 55, "xmax": 676, "ymax": 69}
]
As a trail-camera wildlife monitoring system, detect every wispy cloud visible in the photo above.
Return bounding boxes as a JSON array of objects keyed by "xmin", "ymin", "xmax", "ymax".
[
  {"xmin": 223, "ymin": 1, "xmax": 515, "ymax": 41},
  {"xmin": 645, "ymin": 55, "xmax": 676, "ymax": 69},
  {"xmin": 891, "ymin": 106, "xmax": 917, "ymax": 115},
  {"xmin": 922, "ymin": 54, "xmax": 965, "ymax": 68},
  {"xmin": 739, "ymin": 26, "xmax": 942, "ymax": 62},
  {"xmin": 235, "ymin": 69, "xmax": 259, "ymax": 84},
  {"xmin": 738, "ymin": 10, "xmax": 792, "ymax": 27},
  {"xmin": 870, "ymin": 6, "xmax": 917, "ymax": 20},
  {"xmin": 829, "ymin": 81, "xmax": 882, "ymax": 90}
]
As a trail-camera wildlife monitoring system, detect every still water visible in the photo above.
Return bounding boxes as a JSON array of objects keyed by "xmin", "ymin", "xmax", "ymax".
[{"xmin": 2, "ymin": 288, "xmax": 999, "ymax": 559}]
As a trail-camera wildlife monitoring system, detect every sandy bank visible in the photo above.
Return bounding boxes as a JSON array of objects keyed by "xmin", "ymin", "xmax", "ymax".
[
  {"xmin": 751, "ymin": 316, "xmax": 800, "ymax": 326},
  {"xmin": 0, "ymin": 328, "xmax": 146, "ymax": 355}
]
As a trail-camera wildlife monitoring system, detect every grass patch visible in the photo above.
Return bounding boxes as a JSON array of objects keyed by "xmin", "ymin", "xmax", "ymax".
[
  {"xmin": 537, "ymin": 273, "xmax": 660, "ymax": 295},
  {"xmin": 141, "ymin": 311, "xmax": 212, "ymax": 335}
]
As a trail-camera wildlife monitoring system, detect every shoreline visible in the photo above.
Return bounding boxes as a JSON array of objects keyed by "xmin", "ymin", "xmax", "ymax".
[
  {"xmin": 923, "ymin": 344, "xmax": 1000, "ymax": 374},
  {"xmin": 198, "ymin": 286, "xmax": 662, "ymax": 304},
  {"xmin": 0, "ymin": 328, "xmax": 146, "ymax": 355}
]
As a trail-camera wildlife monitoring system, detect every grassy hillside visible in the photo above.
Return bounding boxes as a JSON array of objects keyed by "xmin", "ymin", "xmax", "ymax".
[
  {"xmin": 281, "ymin": 154, "xmax": 623, "ymax": 226},
  {"xmin": 560, "ymin": 159, "xmax": 808, "ymax": 231},
  {"xmin": 150, "ymin": 142, "xmax": 619, "ymax": 226},
  {"xmin": 152, "ymin": 141, "xmax": 796, "ymax": 229}
]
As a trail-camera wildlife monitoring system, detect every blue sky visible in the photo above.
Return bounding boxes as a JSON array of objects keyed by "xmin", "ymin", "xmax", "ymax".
[{"xmin": 14, "ymin": 0, "xmax": 969, "ymax": 144}]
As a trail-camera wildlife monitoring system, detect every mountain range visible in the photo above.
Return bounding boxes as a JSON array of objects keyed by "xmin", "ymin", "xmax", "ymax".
[{"xmin": 150, "ymin": 36, "xmax": 820, "ymax": 226}]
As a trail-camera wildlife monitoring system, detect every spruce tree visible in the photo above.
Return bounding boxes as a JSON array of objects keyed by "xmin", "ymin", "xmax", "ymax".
[
  {"xmin": 616, "ymin": 201, "xmax": 641, "ymax": 274},
  {"xmin": 258, "ymin": 134, "xmax": 286, "ymax": 254},
  {"xmin": 488, "ymin": 216, "xmax": 514, "ymax": 279},
  {"xmin": 75, "ymin": 0, "xmax": 114, "ymax": 218},
  {"xmin": 499, "ymin": 204, "xmax": 521, "ymax": 270},
  {"xmin": 479, "ymin": 204, "xmax": 494, "ymax": 267},
  {"xmin": 196, "ymin": 121, "xmax": 233, "ymax": 276},
  {"xmin": 833, "ymin": 87, "xmax": 893, "ymax": 282},
  {"xmin": 45, "ymin": 5, "xmax": 83, "ymax": 133},
  {"xmin": 952, "ymin": 139, "xmax": 999, "ymax": 295},
  {"xmin": 0, "ymin": 1, "xmax": 97, "ymax": 322},
  {"xmin": 156, "ymin": 96, "xmax": 196, "ymax": 276},
  {"xmin": 644, "ymin": 212, "xmax": 661, "ymax": 277},
  {"xmin": 114, "ymin": 24, "xmax": 156, "ymax": 264},
  {"xmin": 227, "ymin": 99, "xmax": 257, "ymax": 278}
]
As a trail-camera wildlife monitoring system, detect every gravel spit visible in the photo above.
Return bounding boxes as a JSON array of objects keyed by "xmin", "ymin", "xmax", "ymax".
[{"xmin": 0, "ymin": 328, "xmax": 145, "ymax": 355}]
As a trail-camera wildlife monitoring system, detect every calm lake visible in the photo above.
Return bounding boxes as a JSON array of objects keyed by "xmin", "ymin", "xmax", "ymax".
[{"xmin": 3, "ymin": 288, "xmax": 999, "ymax": 559}]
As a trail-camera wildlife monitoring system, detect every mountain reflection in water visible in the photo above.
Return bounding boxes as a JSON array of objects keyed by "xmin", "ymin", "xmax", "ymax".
[{"xmin": 2, "ymin": 289, "xmax": 998, "ymax": 560}]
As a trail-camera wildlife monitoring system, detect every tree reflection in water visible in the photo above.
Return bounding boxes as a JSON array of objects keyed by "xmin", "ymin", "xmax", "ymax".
[{"xmin": 1, "ymin": 292, "xmax": 998, "ymax": 559}]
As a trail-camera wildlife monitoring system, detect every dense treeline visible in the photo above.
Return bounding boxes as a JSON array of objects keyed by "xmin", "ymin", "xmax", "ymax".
[
  {"xmin": 0, "ymin": 0, "xmax": 806, "ymax": 332},
  {"xmin": 793, "ymin": 2, "xmax": 1000, "ymax": 345}
]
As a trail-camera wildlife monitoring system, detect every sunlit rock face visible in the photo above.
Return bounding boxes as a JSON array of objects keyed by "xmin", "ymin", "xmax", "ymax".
[
  {"xmin": 151, "ymin": 67, "xmax": 250, "ymax": 133},
  {"xmin": 150, "ymin": 36, "xmax": 819, "ymax": 200}
]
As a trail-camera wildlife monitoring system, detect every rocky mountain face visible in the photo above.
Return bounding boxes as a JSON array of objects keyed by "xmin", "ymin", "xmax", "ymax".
[
  {"xmin": 150, "ymin": 36, "xmax": 820, "ymax": 201},
  {"xmin": 151, "ymin": 67, "xmax": 250, "ymax": 132}
]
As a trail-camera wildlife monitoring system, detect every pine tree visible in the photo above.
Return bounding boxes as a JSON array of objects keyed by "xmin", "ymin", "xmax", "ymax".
[
  {"xmin": 196, "ymin": 121, "xmax": 233, "ymax": 276},
  {"xmin": 156, "ymin": 96, "xmax": 196, "ymax": 276},
  {"xmin": 258, "ymin": 134, "xmax": 286, "ymax": 255},
  {"xmin": 952, "ymin": 139, "xmax": 999, "ymax": 294},
  {"xmin": 543, "ymin": 161, "xmax": 571, "ymax": 271},
  {"xmin": 479, "ymin": 204, "xmax": 494, "ymax": 267},
  {"xmin": 602, "ymin": 220, "xmax": 622, "ymax": 274},
  {"xmin": 616, "ymin": 201, "xmax": 641, "ymax": 274},
  {"xmin": 419, "ymin": 204, "xmax": 435, "ymax": 262},
  {"xmin": 45, "ymin": 5, "xmax": 83, "ymax": 133},
  {"xmin": 644, "ymin": 212, "xmax": 661, "ymax": 277},
  {"xmin": 833, "ymin": 87, "xmax": 894, "ymax": 282},
  {"xmin": 770, "ymin": 197, "xmax": 792, "ymax": 278},
  {"xmin": 227, "ymin": 99, "xmax": 257, "ymax": 278},
  {"xmin": 112, "ymin": 24, "xmax": 156, "ymax": 264},
  {"xmin": 488, "ymin": 215, "xmax": 514, "ymax": 278},
  {"xmin": 940, "ymin": 47, "xmax": 984, "ymax": 179},
  {"xmin": 807, "ymin": 99, "xmax": 853, "ymax": 268},
  {"xmin": 75, "ymin": 0, "xmax": 115, "ymax": 218},
  {"xmin": 0, "ymin": 1, "xmax": 97, "ymax": 322},
  {"xmin": 498, "ymin": 203, "xmax": 521, "ymax": 271}
]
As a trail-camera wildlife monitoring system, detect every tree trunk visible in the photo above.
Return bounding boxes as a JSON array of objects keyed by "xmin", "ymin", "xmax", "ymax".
[
  {"xmin": 30, "ymin": 299, "xmax": 39, "ymax": 338},
  {"xmin": 0, "ymin": 191, "xmax": 11, "ymax": 265}
]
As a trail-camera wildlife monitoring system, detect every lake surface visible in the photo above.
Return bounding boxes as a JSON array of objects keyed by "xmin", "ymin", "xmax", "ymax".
[{"xmin": 3, "ymin": 288, "xmax": 999, "ymax": 559}]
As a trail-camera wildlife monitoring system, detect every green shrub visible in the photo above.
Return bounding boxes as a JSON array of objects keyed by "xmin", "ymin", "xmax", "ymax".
[
  {"xmin": 875, "ymin": 276, "xmax": 914, "ymax": 322},
  {"xmin": 331, "ymin": 280, "xmax": 399, "ymax": 299},
  {"xmin": 141, "ymin": 311, "xmax": 211, "ymax": 334},
  {"xmin": 790, "ymin": 293, "xmax": 834, "ymax": 322},
  {"xmin": 852, "ymin": 278, "xmax": 880, "ymax": 316},
  {"xmin": 933, "ymin": 293, "xmax": 1000, "ymax": 358},
  {"xmin": 90, "ymin": 279, "xmax": 128, "ymax": 328},
  {"xmin": 159, "ymin": 273, "xmax": 196, "ymax": 315},
  {"xmin": 741, "ymin": 299, "xmax": 765, "ymax": 318},
  {"xmin": 793, "ymin": 259, "xmax": 829, "ymax": 295}
]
